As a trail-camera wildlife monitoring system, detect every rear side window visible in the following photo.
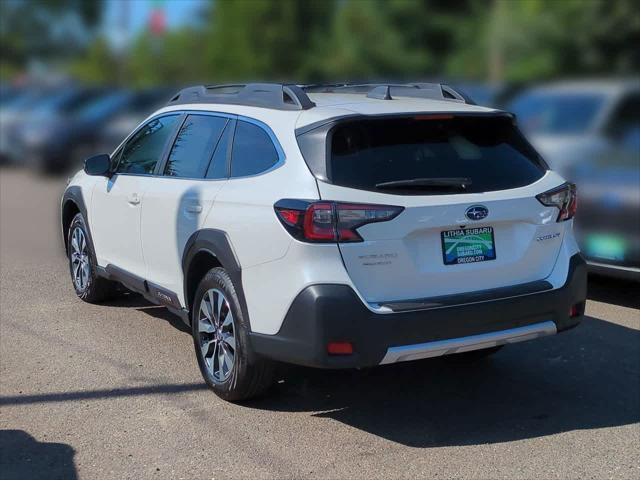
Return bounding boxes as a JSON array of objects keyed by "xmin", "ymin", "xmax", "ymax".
[
  {"xmin": 117, "ymin": 115, "xmax": 179, "ymax": 175},
  {"xmin": 230, "ymin": 121, "xmax": 279, "ymax": 177},
  {"xmin": 206, "ymin": 120, "xmax": 233, "ymax": 179},
  {"xmin": 329, "ymin": 116, "xmax": 546, "ymax": 194},
  {"xmin": 164, "ymin": 115, "xmax": 228, "ymax": 178}
]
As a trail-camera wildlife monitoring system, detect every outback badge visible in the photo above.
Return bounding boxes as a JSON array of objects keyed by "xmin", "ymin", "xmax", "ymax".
[{"xmin": 465, "ymin": 205, "xmax": 489, "ymax": 221}]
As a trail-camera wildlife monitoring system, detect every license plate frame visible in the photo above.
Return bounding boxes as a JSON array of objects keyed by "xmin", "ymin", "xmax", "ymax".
[{"xmin": 441, "ymin": 226, "xmax": 497, "ymax": 265}]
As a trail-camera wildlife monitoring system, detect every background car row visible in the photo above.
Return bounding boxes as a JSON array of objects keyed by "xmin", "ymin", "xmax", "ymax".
[
  {"xmin": 1, "ymin": 78, "xmax": 638, "ymax": 279},
  {"xmin": 0, "ymin": 84, "xmax": 173, "ymax": 174}
]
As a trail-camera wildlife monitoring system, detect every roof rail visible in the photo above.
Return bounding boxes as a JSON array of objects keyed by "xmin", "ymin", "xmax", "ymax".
[
  {"xmin": 167, "ymin": 83, "xmax": 316, "ymax": 111},
  {"xmin": 302, "ymin": 83, "xmax": 475, "ymax": 104}
]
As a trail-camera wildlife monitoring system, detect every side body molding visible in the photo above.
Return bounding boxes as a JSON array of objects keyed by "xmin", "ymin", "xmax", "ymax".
[{"xmin": 182, "ymin": 229, "xmax": 251, "ymax": 330}]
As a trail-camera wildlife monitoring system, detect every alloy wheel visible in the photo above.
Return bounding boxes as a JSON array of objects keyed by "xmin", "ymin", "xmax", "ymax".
[
  {"xmin": 70, "ymin": 227, "xmax": 90, "ymax": 291},
  {"xmin": 198, "ymin": 288, "xmax": 236, "ymax": 382}
]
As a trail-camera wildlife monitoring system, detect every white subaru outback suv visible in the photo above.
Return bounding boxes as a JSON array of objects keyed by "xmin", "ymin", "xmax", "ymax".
[{"xmin": 61, "ymin": 83, "xmax": 587, "ymax": 401}]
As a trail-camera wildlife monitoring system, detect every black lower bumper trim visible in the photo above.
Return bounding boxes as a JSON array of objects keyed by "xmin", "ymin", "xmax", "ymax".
[
  {"xmin": 381, "ymin": 279, "xmax": 552, "ymax": 312},
  {"xmin": 250, "ymin": 254, "xmax": 587, "ymax": 369}
]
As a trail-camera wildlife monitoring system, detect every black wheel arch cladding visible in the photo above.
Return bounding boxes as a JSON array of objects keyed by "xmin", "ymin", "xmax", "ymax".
[
  {"xmin": 182, "ymin": 229, "xmax": 251, "ymax": 330},
  {"xmin": 61, "ymin": 186, "xmax": 97, "ymax": 259}
]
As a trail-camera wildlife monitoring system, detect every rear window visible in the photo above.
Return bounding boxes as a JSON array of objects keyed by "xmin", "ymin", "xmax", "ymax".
[{"xmin": 328, "ymin": 116, "xmax": 546, "ymax": 194}]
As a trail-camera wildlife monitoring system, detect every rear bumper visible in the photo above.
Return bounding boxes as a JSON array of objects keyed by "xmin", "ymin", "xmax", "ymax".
[
  {"xmin": 250, "ymin": 254, "xmax": 587, "ymax": 368},
  {"xmin": 587, "ymin": 260, "xmax": 640, "ymax": 282}
]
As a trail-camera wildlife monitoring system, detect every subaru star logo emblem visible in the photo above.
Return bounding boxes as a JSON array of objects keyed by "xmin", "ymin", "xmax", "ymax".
[{"xmin": 465, "ymin": 205, "xmax": 489, "ymax": 221}]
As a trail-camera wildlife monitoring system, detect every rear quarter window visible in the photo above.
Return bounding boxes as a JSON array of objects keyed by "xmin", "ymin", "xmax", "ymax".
[
  {"xmin": 327, "ymin": 116, "xmax": 546, "ymax": 194},
  {"xmin": 230, "ymin": 121, "xmax": 279, "ymax": 177}
]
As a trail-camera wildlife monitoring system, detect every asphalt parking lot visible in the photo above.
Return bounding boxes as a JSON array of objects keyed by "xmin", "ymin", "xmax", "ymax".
[{"xmin": 1, "ymin": 168, "xmax": 638, "ymax": 480}]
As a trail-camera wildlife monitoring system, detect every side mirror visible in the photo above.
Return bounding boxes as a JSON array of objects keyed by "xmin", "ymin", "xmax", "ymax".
[{"xmin": 84, "ymin": 154, "xmax": 111, "ymax": 176}]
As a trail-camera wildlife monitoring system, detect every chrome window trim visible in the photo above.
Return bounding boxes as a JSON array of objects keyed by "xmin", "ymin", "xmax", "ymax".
[
  {"xmin": 163, "ymin": 111, "xmax": 287, "ymax": 177},
  {"xmin": 112, "ymin": 109, "xmax": 286, "ymax": 181}
]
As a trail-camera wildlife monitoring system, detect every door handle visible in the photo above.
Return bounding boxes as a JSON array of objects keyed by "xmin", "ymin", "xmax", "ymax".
[
  {"xmin": 127, "ymin": 193, "xmax": 140, "ymax": 205},
  {"xmin": 185, "ymin": 204, "xmax": 203, "ymax": 214}
]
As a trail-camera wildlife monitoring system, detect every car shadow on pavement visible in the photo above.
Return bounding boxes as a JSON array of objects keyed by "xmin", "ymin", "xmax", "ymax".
[
  {"xmin": 100, "ymin": 291, "xmax": 150, "ymax": 308},
  {"xmin": 0, "ymin": 430, "xmax": 77, "ymax": 480},
  {"xmin": 136, "ymin": 305, "xmax": 191, "ymax": 333},
  {"xmin": 587, "ymin": 275, "xmax": 639, "ymax": 309},
  {"xmin": 101, "ymin": 292, "xmax": 191, "ymax": 333},
  {"xmin": 0, "ymin": 383, "xmax": 208, "ymax": 406},
  {"xmin": 247, "ymin": 315, "xmax": 639, "ymax": 448}
]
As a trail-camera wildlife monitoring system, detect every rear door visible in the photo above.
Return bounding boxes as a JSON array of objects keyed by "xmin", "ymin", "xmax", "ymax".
[
  {"xmin": 140, "ymin": 113, "xmax": 232, "ymax": 304},
  {"xmin": 209, "ymin": 118, "xmax": 293, "ymax": 268},
  {"xmin": 311, "ymin": 115, "xmax": 567, "ymax": 302}
]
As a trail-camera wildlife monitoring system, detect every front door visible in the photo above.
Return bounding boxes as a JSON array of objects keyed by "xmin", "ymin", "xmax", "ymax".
[{"xmin": 90, "ymin": 114, "xmax": 181, "ymax": 278}]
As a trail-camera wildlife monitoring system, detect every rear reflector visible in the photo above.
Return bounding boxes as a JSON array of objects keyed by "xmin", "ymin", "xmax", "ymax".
[
  {"xmin": 327, "ymin": 342, "xmax": 354, "ymax": 355},
  {"xmin": 570, "ymin": 304, "xmax": 580, "ymax": 318},
  {"xmin": 277, "ymin": 208, "xmax": 303, "ymax": 226}
]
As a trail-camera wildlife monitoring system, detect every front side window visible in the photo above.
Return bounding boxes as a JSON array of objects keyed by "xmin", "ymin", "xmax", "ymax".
[
  {"xmin": 230, "ymin": 121, "xmax": 279, "ymax": 177},
  {"xmin": 164, "ymin": 115, "xmax": 228, "ymax": 178},
  {"xmin": 116, "ymin": 115, "xmax": 179, "ymax": 175}
]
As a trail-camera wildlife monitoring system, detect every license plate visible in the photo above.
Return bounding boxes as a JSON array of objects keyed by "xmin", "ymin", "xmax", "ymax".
[
  {"xmin": 441, "ymin": 226, "xmax": 496, "ymax": 265},
  {"xmin": 584, "ymin": 233, "xmax": 626, "ymax": 261}
]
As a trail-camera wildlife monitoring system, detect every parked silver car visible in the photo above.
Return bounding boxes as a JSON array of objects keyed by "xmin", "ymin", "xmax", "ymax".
[{"xmin": 510, "ymin": 79, "xmax": 640, "ymax": 280}]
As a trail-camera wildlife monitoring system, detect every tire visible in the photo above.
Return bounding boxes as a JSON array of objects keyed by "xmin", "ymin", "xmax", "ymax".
[
  {"xmin": 443, "ymin": 345, "xmax": 504, "ymax": 363},
  {"xmin": 192, "ymin": 267, "xmax": 274, "ymax": 402},
  {"xmin": 67, "ymin": 213, "xmax": 118, "ymax": 303}
]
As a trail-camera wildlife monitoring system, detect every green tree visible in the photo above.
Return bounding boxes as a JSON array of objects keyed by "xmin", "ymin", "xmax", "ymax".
[
  {"xmin": 68, "ymin": 36, "xmax": 119, "ymax": 84},
  {"xmin": 62, "ymin": 0, "xmax": 640, "ymax": 88},
  {"xmin": 0, "ymin": 0, "xmax": 102, "ymax": 76},
  {"xmin": 447, "ymin": 0, "xmax": 640, "ymax": 83},
  {"xmin": 125, "ymin": 28, "xmax": 204, "ymax": 87},
  {"xmin": 312, "ymin": 0, "xmax": 428, "ymax": 80},
  {"xmin": 384, "ymin": 0, "xmax": 477, "ymax": 77},
  {"xmin": 202, "ymin": 0, "xmax": 335, "ymax": 82}
]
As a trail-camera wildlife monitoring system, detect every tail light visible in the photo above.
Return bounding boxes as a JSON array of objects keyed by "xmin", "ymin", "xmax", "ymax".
[
  {"xmin": 274, "ymin": 199, "xmax": 403, "ymax": 243},
  {"xmin": 536, "ymin": 183, "xmax": 577, "ymax": 222}
]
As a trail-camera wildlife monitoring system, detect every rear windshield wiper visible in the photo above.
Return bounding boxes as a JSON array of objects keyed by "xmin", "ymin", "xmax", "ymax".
[{"xmin": 375, "ymin": 177, "xmax": 472, "ymax": 190}]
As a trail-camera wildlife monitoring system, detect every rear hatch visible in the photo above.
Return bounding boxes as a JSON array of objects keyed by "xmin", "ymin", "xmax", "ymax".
[{"xmin": 298, "ymin": 114, "xmax": 568, "ymax": 303}]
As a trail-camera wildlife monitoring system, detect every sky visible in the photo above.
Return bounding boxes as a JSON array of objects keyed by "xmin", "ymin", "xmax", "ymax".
[{"xmin": 104, "ymin": 0, "xmax": 205, "ymax": 46}]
